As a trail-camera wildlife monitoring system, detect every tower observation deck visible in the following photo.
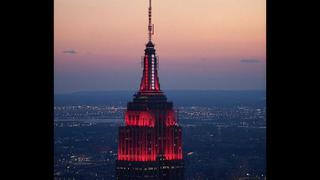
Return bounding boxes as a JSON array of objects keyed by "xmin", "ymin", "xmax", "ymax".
[{"xmin": 115, "ymin": 1, "xmax": 184, "ymax": 179}]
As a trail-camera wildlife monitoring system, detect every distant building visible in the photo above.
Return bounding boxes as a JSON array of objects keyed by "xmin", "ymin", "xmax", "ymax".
[{"xmin": 115, "ymin": 0, "xmax": 184, "ymax": 179}]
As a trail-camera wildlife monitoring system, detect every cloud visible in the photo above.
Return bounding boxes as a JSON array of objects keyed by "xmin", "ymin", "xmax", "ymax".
[
  {"xmin": 240, "ymin": 59, "xmax": 261, "ymax": 64},
  {"xmin": 63, "ymin": 49, "xmax": 77, "ymax": 54}
]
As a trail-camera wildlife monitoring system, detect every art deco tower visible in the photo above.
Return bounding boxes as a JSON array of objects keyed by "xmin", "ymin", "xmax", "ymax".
[{"xmin": 116, "ymin": 0, "xmax": 184, "ymax": 179}]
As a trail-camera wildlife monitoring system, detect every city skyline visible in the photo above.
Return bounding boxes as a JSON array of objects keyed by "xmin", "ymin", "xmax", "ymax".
[{"xmin": 55, "ymin": 0, "xmax": 266, "ymax": 93}]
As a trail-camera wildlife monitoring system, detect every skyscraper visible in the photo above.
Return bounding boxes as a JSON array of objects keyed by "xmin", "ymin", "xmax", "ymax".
[{"xmin": 115, "ymin": 0, "xmax": 184, "ymax": 179}]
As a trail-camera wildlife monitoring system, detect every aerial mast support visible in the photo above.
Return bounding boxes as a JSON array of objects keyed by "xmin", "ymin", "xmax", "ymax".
[{"xmin": 148, "ymin": 0, "xmax": 154, "ymax": 42}]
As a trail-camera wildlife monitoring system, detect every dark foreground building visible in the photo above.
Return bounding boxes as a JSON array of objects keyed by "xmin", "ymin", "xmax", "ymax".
[{"xmin": 116, "ymin": 0, "xmax": 184, "ymax": 179}]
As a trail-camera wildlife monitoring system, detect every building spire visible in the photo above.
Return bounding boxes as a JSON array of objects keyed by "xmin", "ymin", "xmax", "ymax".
[
  {"xmin": 148, "ymin": 0, "xmax": 154, "ymax": 42},
  {"xmin": 139, "ymin": 0, "xmax": 160, "ymax": 92}
]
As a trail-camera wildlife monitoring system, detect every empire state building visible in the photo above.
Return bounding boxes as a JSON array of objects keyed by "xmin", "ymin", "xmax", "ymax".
[{"xmin": 115, "ymin": 0, "xmax": 184, "ymax": 179}]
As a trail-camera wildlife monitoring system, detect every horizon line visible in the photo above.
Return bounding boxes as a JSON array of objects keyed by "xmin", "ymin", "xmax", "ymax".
[{"xmin": 55, "ymin": 89, "xmax": 266, "ymax": 95}]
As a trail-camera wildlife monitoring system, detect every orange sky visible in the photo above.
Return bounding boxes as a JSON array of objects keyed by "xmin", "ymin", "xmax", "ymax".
[{"xmin": 54, "ymin": 0, "xmax": 266, "ymax": 93}]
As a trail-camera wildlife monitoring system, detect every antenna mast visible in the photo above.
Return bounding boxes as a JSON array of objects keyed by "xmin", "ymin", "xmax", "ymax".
[{"xmin": 148, "ymin": 0, "xmax": 154, "ymax": 42}]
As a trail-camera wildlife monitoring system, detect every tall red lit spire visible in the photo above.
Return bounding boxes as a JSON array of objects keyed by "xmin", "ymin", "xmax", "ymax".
[
  {"xmin": 139, "ymin": 0, "xmax": 161, "ymax": 92},
  {"xmin": 116, "ymin": 1, "xmax": 184, "ymax": 178}
]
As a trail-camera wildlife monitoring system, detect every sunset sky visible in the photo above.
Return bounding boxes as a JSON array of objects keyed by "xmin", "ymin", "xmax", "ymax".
[{"xmin": 54, "ymin": 0, "xmax": 266, "ymax": 94}]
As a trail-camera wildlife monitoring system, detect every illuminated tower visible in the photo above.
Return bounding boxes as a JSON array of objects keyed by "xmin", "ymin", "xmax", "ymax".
[{"xmin": 116, "ymin": 0, "xmax": 184, "ymax": 179}]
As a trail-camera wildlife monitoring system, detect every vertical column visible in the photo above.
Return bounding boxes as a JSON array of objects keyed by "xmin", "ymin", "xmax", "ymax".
[
  {"xmin": 145, "ymin": 56, "xmax": 149, "ymax": 91},
  {"xmin": 118, "ymin": 129, "xmax": 122, "ymax": 160},
  {"xmin": 154, "ymin": 55, "xmax": 160, "ymax": 91},
  {"xmin": 151, "ymin": 55, "xmax": 155, "ymax": 90},
  {"xmin": 178, "ymin": 128, "xmax": 183, "ymax": 159}
]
